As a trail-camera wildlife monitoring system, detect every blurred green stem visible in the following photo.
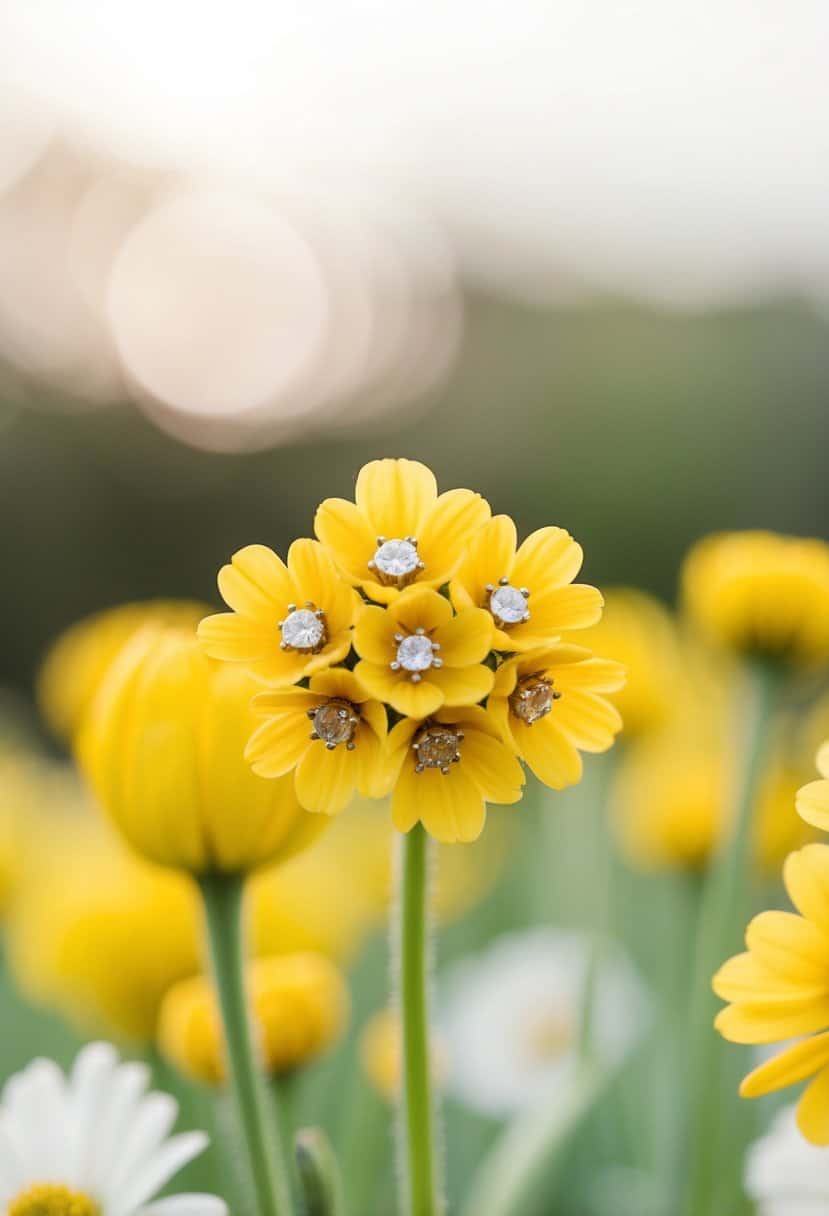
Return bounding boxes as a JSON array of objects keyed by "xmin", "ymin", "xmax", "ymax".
[
  {"xmin": 398, "ymin": 824, "xmax": 439, "ymax": 1216},
  {"xmin": 684, "ymin": 659, "xmax": 782, "ymax": 1216},
  {"xmin": 200, "ymin": 873, "xmax": 294, "ymax": 1216}
]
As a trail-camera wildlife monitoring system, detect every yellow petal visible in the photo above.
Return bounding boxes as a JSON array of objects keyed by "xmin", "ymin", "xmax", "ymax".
[
  {"xmin": 309, "ymin": 668, "xmax": 374, "ymax": 705},
  {"xmin": 354, "ymin": 605, "xmax": 400, "ymax": 665},
  {"xmin": 217, "ymin": 545, "xmax": 292, "ymax": 619},
  {"xmin": 430, "ymin": 664, "xmax": 494, "ymax": 708},
  {"xmin": 517, "ymin": 718, "xmax": 583, "ymax": 789},
  {"xmin": 746, "ymin": 911, "xmax": 829, "ymax": 982},
  {"xmin": 356, "ymin": 458, "xmax": 437, "ymax": 537},
  {"xmin": 434, "ymin": 607, "xmax": 494, "ymax": 667},
  {"xmin": 554, "ymin": 656, "xmax": 627, "ymax": 695},
  {"xmin": 354, "ymin": 726, "xmax": 390, "ymax": 798},
  {"xmin": 819, "ymin": 742, "xmax": 829, "ymax": 780},
  {"xmin": 797, "ymin": 779, "xmax": 829, "ymax": 831},
  {"xmin": 450, "ymin": 515, "xmax": 518, "ymax": 607},
  {"xmin": 715, "ymin": 997, "xmax": 829, "ymax": 1044},
  {"xmin": 460, "ymin": 726, "xmax": 524, "ymax": 804},
  {"xmin": 512, "ymin": 527, "xmax": 584, "ymax": 591},
  {"xmin": 486, "ymin": 693, "xmax": 518, "ymax": 751},
  {"xmin": 245, "ymin": 714, "xmax": 312, "ymax": 778},
  {"xmin": 391, "ymin": 586, "xmax": 453, "ymax": 635},
  {"xmin": 198, "ymin": 612, "xmax": 274, "ymax": 663},
  {"xmin": 295, "ymin": 744, "xmax": 358, "ymax": 816},
  {"xmin": 314, "ymin": 497, "xmax": 377, "ymax": 583},
  {"xmin": 287, "ymin": 538, "xmax": 356, "ymax": 634},
  {"xmin": 739, "ymin": 1032, "xmax": 829, "ymax": 1097},
  {"xmin": 713, "ymin": 951, "xmax": 825, "ymax": 1002},
  {"xmin": 353, "ymin": 661, "xmax": 444, "ymax": 718},
  {"xmin": 392, "ymin": 762, "xmax": 486, "ymax": 843},
  {"xmin": 417, "ymin": 488, "xmax": 491, "ymax": 583},
  {"xmin": 798, "ymin": 1065, "xmax": 829, "ymax": 1144},
  {"xmin": 508, "ymin": 584, "xmax": 604, "ymax": 646},
  {"xmin": 552, "ymin": 689, "xmax": 622, "ymax": 752},
  {"xmin": 784, "ymin": 846, "xmax": 829, "ymax": 939},
  {"xmin": 491, "ymin": 657, "xmax": 519, "ymax": 699}
]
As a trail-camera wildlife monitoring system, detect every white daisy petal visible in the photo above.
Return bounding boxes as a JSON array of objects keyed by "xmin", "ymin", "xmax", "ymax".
[
  {"xmin": 106, "ymin": 1093, "xmax": 179, "ymax": 1198},
  {"xmin": 139, "ymin": 1194, "xmax": 229, "ymax": 1216},
  {"xmin": 87, "ymin": 1062, "xmax": 151, "ymax": 1194},
  {"xmin": 746, "ymin": 1105, "xmax": 829, "ymax": 1214},
  {"xmin": 66, "ymin": 1042, "xmax": 120, "ymax": 1186},
  {"xmin": 0, "ymin": 1120, "xmax": 27, "ymax": 1198},
  {"xmin": 112, "ymin": 1133, "xmax": 210, "ymax": 1216}
]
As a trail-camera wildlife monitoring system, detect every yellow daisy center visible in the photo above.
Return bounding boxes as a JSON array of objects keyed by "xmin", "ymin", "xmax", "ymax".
[
  {"xmin": 279, "ymin": 601, "xmax": 328, "ymax": 653},
  {"xmin": 509, "ymin": 673, "xmax": 561, "ymax": 725},
  {"xmin": 368, "ymin": 536, "xmax": 425, "ymax": 589},
  {"xmin": 8, "ymin": 1184, "xmax": 100, "ymax": 1216},
  {"xmin": 307, "ymin": 697, "xmax": 360, "ymax": 750},
  {"xmin": 413, "ymin": 723, "xmax": 463, "ymax": 774},
  {"xmin": 485, "ymin": 578, "xmax": 531, "ymax": 628},
  {"xmin": 521, "ymin": 1008, "xmax": 575, "ymax": 1063}
]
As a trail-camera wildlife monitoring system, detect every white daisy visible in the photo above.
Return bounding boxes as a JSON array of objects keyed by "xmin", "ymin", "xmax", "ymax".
[
  {"xmin": 0, "ymin": 1042, "xmax": 227, "ymax": 1216},
  {"xmin": 746, "ymin": 1105, "xmax": 829, "ymax": 1216},
  {"xmin": 439, "ymin": 927, "xmax": 647, "ymax": 1117}
]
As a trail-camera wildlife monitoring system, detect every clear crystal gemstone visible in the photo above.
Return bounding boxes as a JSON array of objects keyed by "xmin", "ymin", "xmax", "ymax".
[
  {"xmin": 396, "ymin": 634, "xmax": 435, "ymax": 672},
  {"xmin": 281, "ymin": 608, "xmax": 325, "ymax": 651},
  {"xmin": 373, "ymin": 539, "xmax": 420, "ymax": 578},
  {"xmin": 490, "ymin": 584, "xmax": 529, "ymax": 625}
]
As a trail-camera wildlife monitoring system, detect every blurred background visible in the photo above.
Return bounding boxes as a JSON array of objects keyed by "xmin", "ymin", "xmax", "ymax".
[{"xmin": 0, "ymin": 1, "xmax": 827, "ymax": 700}]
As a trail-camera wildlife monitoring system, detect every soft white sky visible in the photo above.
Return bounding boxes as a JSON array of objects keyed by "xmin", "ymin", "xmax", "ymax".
[{"xmin": 3, "ymin": 1, "xmax": 828, "ymax": 306}]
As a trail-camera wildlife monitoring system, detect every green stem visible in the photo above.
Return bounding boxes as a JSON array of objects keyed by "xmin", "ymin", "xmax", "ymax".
[
  {"xmin": 684, "ymin": 658, "xmax": 782, "ymax": 1216},
  {"xmin": 199, "ymin": 873, "xmax": 294, "ymax": 1216},
  {"xmin": 398, "ymin": 824, "xmax": 439, "ymax": 1216}
]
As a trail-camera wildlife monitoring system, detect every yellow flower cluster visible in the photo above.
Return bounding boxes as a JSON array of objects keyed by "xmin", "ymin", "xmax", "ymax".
[{"xmin": 196, "ymin": 458, "xmax": 623, "ymax": 843}]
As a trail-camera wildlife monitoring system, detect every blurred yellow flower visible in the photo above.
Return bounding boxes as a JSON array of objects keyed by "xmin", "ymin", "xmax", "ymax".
[
  {"xmin": 6, "ymin": 805, "xmax": 201, "ymax": 1041},
  {"xmin": 158, "ymin": 953, "xmax": 348, "ymax": 1085},
  {"xmin": 35, "ymin": 599, "xmax": 207, "ymax": 744},
  {"xmin": 450, "ymin": 515, "xmax": 603, "ymax": 652},
  {"xmin": 360, "ymin": 1008, "xmax": 445, "ymax": 1102},
  {"xmin": 714, "ymin": 843, "xmax": 829, "ymax": 1144},
  {"xmin": 314, "ymin": 457, "xmax": 490, "ymax": 605},
  {"xmin": 79, "ymin": 625, "xmax": 323, "ymax": 874},
  {"xmin": 198, "ymin": 540, "xmax": 358, "ymax": 686},
  {"xmin": 487, "ymin": 645, "xmax": 623, "ymax": 789},
  {"xmin": 576, "ymin": 587, "xmax": 680, "ymax": 737},
  {"xmin": 682, "ymin": 531, "xmax": 829, "ymax": 665},
  {"xmin": 386, "ymin": 706, "xmax": 524, "ymax": 843},
  {"xmin": 0, "ymin": 749, "xmax": 48, "ymax": 919},
  {"xmin": 796, "ymin": 742, "xmax": 829, "ymax": 832},
  {"xmin": 353, "ymin": 586, "xmax": 494, "ymax": 718},
  {"xmin": 246, "ymin": 668, "xmax": 389, "ymax": 815}
]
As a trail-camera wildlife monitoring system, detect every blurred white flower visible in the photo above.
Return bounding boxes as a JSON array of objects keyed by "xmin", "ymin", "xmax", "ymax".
[
  {"xmin": 746, "ymin": 1105, "xmax": 829, "ymax": 1216},
  {"xmin": 439, "ymin": 927, "xmax": 647, "ymax": 1118},
  {"xmin": 0, "ymin": 1042, "xmax": 226, "ymax": 1216}
]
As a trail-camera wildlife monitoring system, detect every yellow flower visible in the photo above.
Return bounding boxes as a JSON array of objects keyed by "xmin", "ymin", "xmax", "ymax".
[
  {"xmin": 353, "ymin": 586, "xmax": 494, "ymax": 718},
  {"xmin": 314, "ymin": 457, "xmax": 490, "ymax": 605},
  {"xmin": 80, "ymin": 625, "xmax": 323, "ymax": 874},
  {"xmin": 36, "ymin": 600, "xmax": 207, "ymax": 744},
  {"xmin": 682, "ymin": 531, "xmax": 829, "ymax": 665},
  {"xmin": 6, "ymin": 804, "xmax": 201, "ymax": 1041},
  {"xmin": 797, "ymin": 742, "xmax": 829, "ymax": 831},
  {"xmin": 198, "ymin": 539, "xmax": 359, "ymax": 686},
  {"xmin": 245, "ymin": 669, "xmax": 389, "ymax": 815},
  {"xmin": 386, "ymin": 706, "xmax": 524, "ymax": 843},
  {"xmin": 449, "ymin": 515, "xmax": 603, "ymax": 652},
  {"xmin": 487, "ymin": 646, "xmax": 624, "ymax": 789},
  {"xmin": 359, "ymin": 1008, "xmax": 446, "ymax": 1102},
  {"xmin": 158, "ymin": 953, "xmax": 349, "ymax": 1085},
  {"xmin": 576, "ymin": 588, "xmax": 679, "ymax": 738},
  {"xmin": 713, "ymin": 843, "xmax": 829, "ymax": 1144}
]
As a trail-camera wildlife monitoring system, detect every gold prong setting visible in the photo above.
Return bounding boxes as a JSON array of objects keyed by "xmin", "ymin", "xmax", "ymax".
[
  {"xmin": 485, "ymin": 576, "xmax": 531, "ymax": 628},
  {"xmin": 368, "ymin": 536, "xmax": 425, "ymax": 589},
  {"xmin": 412, "ymin": 722, "xmax": 463, "ymax": 775},
  {"xmin": 279, "ymin": 601, "xmax": 328, "ymax": 653},
  {"xmin": 390, "ymin": 626, "xmax": 442, "ymax": 683},
  {"xmin": 306, "ymin": 698, "xmax": 360, "ymax": 750}
]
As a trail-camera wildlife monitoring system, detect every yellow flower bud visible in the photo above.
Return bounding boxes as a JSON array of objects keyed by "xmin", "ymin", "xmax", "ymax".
[
  {"xmin": 79, "ymin": 625, "xmax": 324, "ymax": 875},
  {"xmin": 158, "ymin": 953, "xmax": 349, "ymax": 1084},
  {"xmin": 36, "ymin": 600, "xmax": 207, "ymax": 744}
]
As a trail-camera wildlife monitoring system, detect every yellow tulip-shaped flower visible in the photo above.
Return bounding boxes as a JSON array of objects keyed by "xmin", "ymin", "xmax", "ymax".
[
  {"xmin": 487, "ymin": 646, "xmax": 624, "ymax": 789},
  {"xmin": 449, "ymin": 515, "xmax": 603, "ymax": 652},
  {"xmin": 198, "ymin": 539, "xmax": 359, "ymax": 686},
  {"xmin": 158, "ymin": 953, "xmax": 349, "ymax": 1085},
  {"xmin": 683, "ymin": 531, "xmax": 829, "ymax": 665},
  {"xmin": 80, "ymin": 625, "xmax": 323, "ymax": 874},
  {"xmin": 36, "ymin": 599, "xmax": 208, "ymax": 744},
  {"xmin": 353, "ymin": 586, "xmax": 495, "ymax": 718},
  {"xmin": 576, "ymin": 588, "xmax": 680, "ymax": 738},
  {"xmin": 386, "ymin": 706, "xmax": 524, "ymax": 843},
  {"xmin": 314, "ymin": 457, "xmax": 491, "ymax": 604},
  {"xmin": 714, "ymin": 843, "xmax": 829, "ymax": 1144},
  {"xmin": 245, "ymin": 669, "xmax": 389, "ymax": 815},
  {"xmin": 797, "ymin": 742, "xmax": 829, "ymax": 832}
]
